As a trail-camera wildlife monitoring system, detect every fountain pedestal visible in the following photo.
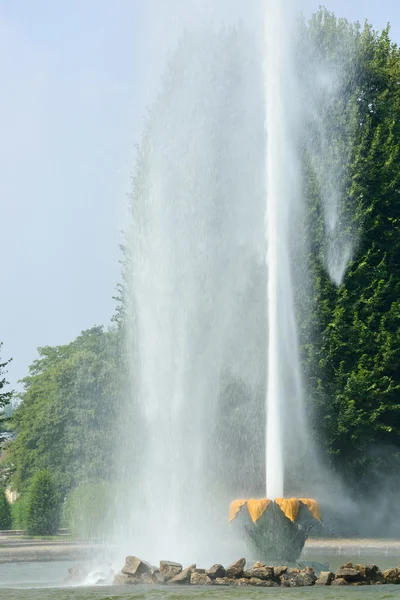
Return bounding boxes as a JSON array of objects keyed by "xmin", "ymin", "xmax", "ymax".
[{"xmin": 229, "ymin": 498, "xmax": 321, "ymax": 563}]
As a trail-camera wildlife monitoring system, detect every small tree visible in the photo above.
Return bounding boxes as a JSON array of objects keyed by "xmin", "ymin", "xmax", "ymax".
[
  {"xmin": 26, "ymin": 471, "xmax": 59, "ymax": 535},
  {"xmin": 0, "ymin": 489, "xmax": 12, "ymax": 530}
]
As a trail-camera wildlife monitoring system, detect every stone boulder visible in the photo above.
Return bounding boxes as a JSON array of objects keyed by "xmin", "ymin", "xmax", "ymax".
[
  {"xmin": 244, "ymin": 566, "xmax": 274, "ymax": 580},
  {"xmin": 206, "ymin": 564, "xmax": 226, "ymax": 579},
  {"xmin": 331, "ymin": 577, "xmax": 350, "ymax": 586},
  {"xmin": 280, "ymin": 567, "xmax": 316, "ymax": 587},
  {"xmin": 168, "ymin": 564, "xmax": 196, "ymax": 584},
  {"xmin": 248, "ymin": 577, "xmax": 278, "ymax": 587},
  {"xmin": 231, "ymin": 577, "xmax": 249, "ymax": 586},
  {"xmin": 315, "ymin": 571, "xmax": 334, "ymax": 585},
  {"xmin": 214, "ymin": 577, "xmax": 231, "ymax": 585},
  {"xmin": 384, "ymin": 567, "xmax": 400, "ymax": 584},
  {"xmin": 160, "ymin": 561, "xmax": 183, "ymax": 581},
  {"xmin": 274, "ymin": 566, "xmax": 287, "ymax": 577},
  {"xmin": 122, "ymin": 556, "xmax": 151, "ymax": 578},
  {"xmin": 335, "ymin": 563, "xmax": 363, "ymax": 583},
  {"xmin": 226, "ymin": 558, "xmax": 246, "ymax": 578},
  {"xmin": 355, "ymin": 564, "xmax": 384, "ymax": 583},
  {"xmin": 190, "ymin": 572, "xmax": 213, "ymax": 585}
]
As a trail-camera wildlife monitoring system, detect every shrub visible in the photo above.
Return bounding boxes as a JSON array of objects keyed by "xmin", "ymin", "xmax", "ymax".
[
  {"xmin": 11, "ymin": 495, "xmax": 27, "ymax": 530},
  {"xmin": 0, "ymin": 489, "xmax": 12, "ymax": 530},
  {"xmin": 26, "ymin": 470, "xmax": 60, "ymax": 535},
  {"xmin": 63, "ymin": 481, "xmax": 114, "ymax": 540}
]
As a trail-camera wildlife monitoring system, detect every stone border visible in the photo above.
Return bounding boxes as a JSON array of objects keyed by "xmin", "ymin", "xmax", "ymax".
[{"xmin": 113, "ymin": 557, "xmax": 400, "ymax": 587}]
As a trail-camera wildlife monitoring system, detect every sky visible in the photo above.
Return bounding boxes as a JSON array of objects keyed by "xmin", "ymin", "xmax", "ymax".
[{"xmin": 1, "ymin": 0, "xmax": 399, "ymax": 391}]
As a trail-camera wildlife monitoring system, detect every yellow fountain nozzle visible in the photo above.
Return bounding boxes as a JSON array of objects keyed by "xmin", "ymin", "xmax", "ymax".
[
  {"xmin": 228, "ymin": 499, "xmax": 247, "ymax": 523},
  {"xmin": 275, "ymin": 497, "xmax": 300, "ymax": 522},
  {"xmin": 229, "ymin": 497, "xmax": 321, "ymax": 523},
  {"xmin": 247, "ymin": 498, "xmax": 272, "ymax": 523},
  {"xmin": 299, "ymin": 498, "xmax": 321, "ymax": 521}
]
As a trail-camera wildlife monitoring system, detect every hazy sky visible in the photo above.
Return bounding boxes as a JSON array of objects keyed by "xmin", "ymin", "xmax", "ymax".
[{"xmin": 1, "ymin": 0, "xmax": 399, "ymax": 390}]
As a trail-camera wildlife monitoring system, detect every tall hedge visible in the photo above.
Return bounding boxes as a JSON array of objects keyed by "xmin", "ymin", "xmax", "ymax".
[
  {"xmin": 0, "ymin": 489, "xmax": 12, "ymax": 530},
  {"xmin": 26, "ymin": 470, "xmax": 59, "ymax": 535}
]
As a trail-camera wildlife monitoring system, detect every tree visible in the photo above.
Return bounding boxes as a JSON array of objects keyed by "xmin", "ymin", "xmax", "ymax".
[
  {"xmin": 9, "ymin": 326, "xmax": 123, "ymax": 496},
  {"xmin": 0, "ymin": 344, "xmax": 13, "ymax": 442},
  {"xmin": 26, "ymin": 470, "xmax": 59, "ymax": 535},
  {"xmin": 0, "ymin": 489, "xmax": 12, "ymax": 530}
]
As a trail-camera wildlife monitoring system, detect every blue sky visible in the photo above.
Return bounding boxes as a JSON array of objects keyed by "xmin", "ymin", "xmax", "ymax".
[{"xmin": 1, "ymin": 0, "xmax": 399, "ymax": 389}]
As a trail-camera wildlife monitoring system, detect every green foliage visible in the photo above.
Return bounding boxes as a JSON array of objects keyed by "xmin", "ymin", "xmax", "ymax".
[
  {"xmin": 11, "ymin": 496, "xmax": 27, "ymax": 530},
  {"xmin": 26, "ymin": 470, "xmax": 60, "ymax": 535},
  {"xmin": 0, "ymin": 344, "xmax": 13, "ymax": 442},
  {"xmin": 0, "ymin": 489, "xmax": 12, "ymax": 530},
  {"xmin": 300, "ymin": 16, "xmax": 400, "ymax": 485},
  {"xmin": 63, "ymin": 481, "xmax": 114, "ymax": 540},
  {"xmin": 9, "ymin": 326, "xmax": 123, "ymax": 496}
]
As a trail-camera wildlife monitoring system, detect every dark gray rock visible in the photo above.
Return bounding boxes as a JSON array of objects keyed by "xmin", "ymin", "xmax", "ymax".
[
  {"xmin": 206, "ymin": 564, "xmax": 226, "ymax": 579},
  {"xmin": 226, "ymin": 558, "xmax": 246, "ymax": 578},
  {"xmin": 315, "ymin": 571, "xmax": 334, "ymax": 585}
]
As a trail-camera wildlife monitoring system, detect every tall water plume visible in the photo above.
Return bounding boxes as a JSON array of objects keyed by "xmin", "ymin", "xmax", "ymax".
[
  {"xmin": 115, "ymin": 2, "xmax": 357, "ymax": 565},
  {"xmin": 116, "ymin": 26, "xmax": 267, "ymax": 565}
]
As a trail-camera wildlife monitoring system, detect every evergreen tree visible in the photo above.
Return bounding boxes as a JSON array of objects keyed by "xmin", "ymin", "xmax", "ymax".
[
  {"xmin": 0, "ymin": 489, "xmax": 12, "ymax": 530},
  {"xmin": 26, "ymin": 470, "xmax": 59, "ymax": 535}
]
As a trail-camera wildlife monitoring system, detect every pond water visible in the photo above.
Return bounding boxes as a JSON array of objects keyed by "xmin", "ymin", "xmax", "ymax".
[{"xmin": 0, "ymin": 545, "xmax": 399, "ymax": 600}]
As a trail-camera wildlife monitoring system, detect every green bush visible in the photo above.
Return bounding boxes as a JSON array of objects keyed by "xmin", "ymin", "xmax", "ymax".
[
  {"xmin": 26, "ymin": 470, "xmax": 60, "ymax": 535},
  {"xmin": 63, "ymin": 481, "xmax": 114, "ymax": 540},
  {"xmin": 0, "ymin": 489, "xmax": 12, "ymax": 530},
  {"xmin": 11, "ymin": 496, "xmax": 27, "ymax": 530}
]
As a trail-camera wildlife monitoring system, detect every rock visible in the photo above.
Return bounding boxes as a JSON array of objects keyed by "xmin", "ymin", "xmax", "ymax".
[
  {"xmin": 206, "ymin": 564, "xmax": 226, "ymax": 579},
  {"xmin": 214, "ymin": 577, "xmax": 231, "ymax": 585},
  {"xmin": 332, "ymin": 577, "xmax": 350, "ymax": 586},
  {"xmin": 252, "ymin": 561, "xmax": 265, "ymax": 568},
  {"xmin": 355, "ymin": 564, "xmax": 384, "ymax": 583},
  {"xmin": 154, "ymin": 572, "xmax": 167, "ymax": 585},
  {"xmin": 384, "ymin": 567, "xmax": 400, "ymax": 584},
  {"xmin": 160, "ymin": 561, "xmax": 183, "ymax": 581},
  {"xmin": 190, "ymin": 572, "xmax": 213, "ymax": 585},
  {"xmin": 231, "ymin": 577, "xmax": 250, "ymax": 586},
  {"xmin": 301, "ymin": 567, "xmax": 317, "ymax": 584},
  {"xmin": 335, "ymin": 566, "xmax": 362, "ymax": 582},
  {"xmin": 122, "ymin": 556, "xmax": 151, "ymax": 578},
  {"xmin": 243, "ymin": 566, "xmax": 274, "ymax": 580},
  {"xmin": 226, "ymin": 558, "xmax": 246, "ymax": 578},
  {"xmin": 248, "ymin": 577, "xmax": 278, "ymax": 587},
  {"xmin": 113, "ymin": 572, "xmax": 130, "ymax": 585},
  {"xmin": 280, "ymin": 569, "xmax": 316, "ymax": 587},
  {"xmin": 315, "ymin": 571, "xmax": 334, "ymax": 585},
  {"xmin": 274, "ymin": 566, "xmax": 287, "ymax": 577},
  {"xmin": 193, "ymin": 568, "xmax": 206, "ymax": 574},
  {"xmin": 113, "ymin": 571, "xmax": 139, "ymax": 585},
  {"xmin": 168, "ymin": 564, "xmax": 196, "ymax": 584}
]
